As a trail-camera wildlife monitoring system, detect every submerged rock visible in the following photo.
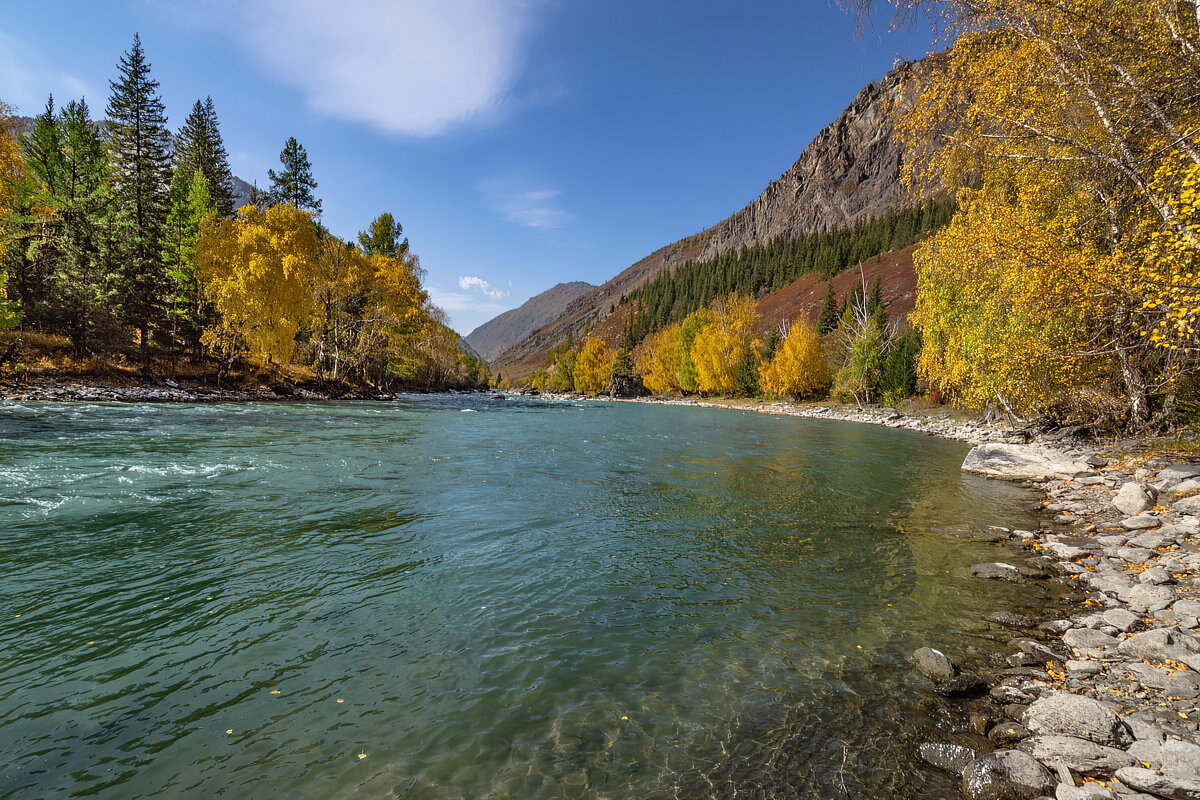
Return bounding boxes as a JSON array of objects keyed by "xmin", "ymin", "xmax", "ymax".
[
  {"xmin": 918, "ymin": 742, "xmax": 977, "ymax": 775},
  {"xmin": 961, "ymin": 750, "xmax": 1055, "ymax": 800},
  {"xmin": 935, "ymin": 673, "xmax": 988, "ymax": 697},
  {"xmin": 911, "ymin": 647, "xmax": 957, "ymax": 681},
  {"xmin": 972, "ymin": 563, "xmax": 1026, "ymax": 582}
]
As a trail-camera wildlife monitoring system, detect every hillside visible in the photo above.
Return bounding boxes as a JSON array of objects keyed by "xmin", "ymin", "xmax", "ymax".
[
  {"xmin": 464, "ymin": 281, "xmax": 594, "ymax": 362},
  {"xmin": 493, "ymin": 60, "xmax": 929, "ymax": 379}
]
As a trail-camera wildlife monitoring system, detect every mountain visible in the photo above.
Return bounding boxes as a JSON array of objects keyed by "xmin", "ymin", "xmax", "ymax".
[
  {"xmin": 493, "ymin": 61, "xmax": 930, "ymax": 379},
  {"xmin": 465, "ymin": 281, "xmax": 595, "ymax": 363}
]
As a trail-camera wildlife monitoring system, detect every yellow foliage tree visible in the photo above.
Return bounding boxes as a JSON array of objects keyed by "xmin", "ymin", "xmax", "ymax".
[
  {"xmin": 574, "ymin": 336, "xmax": 615, "ymax": 393},
  {"xmin": 874, "ymin": 0, "xmax": 1200, "ymax": 426},
  {"xmin": 0, "ymin": 103, "xmax": 22, "ymax": 328},
  {"xmin": 196, "ymin": 203, "xmax": 321, "ymax": 366},
  {"xmin": 759, "ymin": 318, "xmax": 830, "ymax": 399},
  {"xmin": 690, "ymin": 294, "xmax": 761, "ymax": 395},
  {"xmin": 636, "ymin": 321, "xmax": 684, "ymax": 394}
]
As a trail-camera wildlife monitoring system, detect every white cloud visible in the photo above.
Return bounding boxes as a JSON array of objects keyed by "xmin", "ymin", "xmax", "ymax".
[
  {"xmin": 0, "ymin": 29, "xmax": 96, "ymax": 114},
  {"xmin": 427, "ymin": 286, "xmax": 510, "ymax": 314},
  {"xmin": 193, "ymin": 0, "xmax": 538, "ymax": 137},
  {"xmin": 458, "ymin": 275, "xmax": 510, "ymax": 299},
  {"xmin": 478, "ymin": 176, "xmax": 572, "ymax": 229}
]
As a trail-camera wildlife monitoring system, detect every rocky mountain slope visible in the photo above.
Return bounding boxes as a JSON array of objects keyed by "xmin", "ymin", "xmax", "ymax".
[
  {"xmin": 493, "ymin": 60, "xmax": 929, "ymax": 379},
  {"xmin": 465, "ymin": 281, "xmax": 594, "ymax": 363}
]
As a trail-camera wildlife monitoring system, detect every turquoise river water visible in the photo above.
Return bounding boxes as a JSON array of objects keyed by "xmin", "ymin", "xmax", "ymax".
[{"xmin": 0, "ymin": 395, "xmax": 1049, "ymax": 799}]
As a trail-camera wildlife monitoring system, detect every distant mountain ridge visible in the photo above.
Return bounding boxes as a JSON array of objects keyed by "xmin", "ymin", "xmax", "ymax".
[
  {"xmin": 464, "ymin": 281, "xmax": 595, "ymax": 363},
  {"xmin": 493, "ymin": 61, "xmax": 931, "ymax": 379}
]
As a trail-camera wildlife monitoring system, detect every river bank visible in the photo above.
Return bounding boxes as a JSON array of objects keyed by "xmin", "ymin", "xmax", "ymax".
[{"xmin": 606, "ymin": 394, "xmax": 1200, "ymax": 800}]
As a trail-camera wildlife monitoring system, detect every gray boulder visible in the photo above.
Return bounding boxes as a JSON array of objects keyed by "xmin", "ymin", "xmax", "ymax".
[
  {"xmin": 1175, "ymin": 495, "xmax": 1200, "ymax": 515},
  {"xmin": 1123, "ymin": 662, "xmax": 1200, "ymax": 697},
  {"xmin": 1017, "ymin": 735, "xmax": 1136, "ymax": 776},
  {"xmin": 1122, "ymin": 515, "xmax": 1163, "ymax": 530},
  {"xmin": 1162, "ymin": 739, "xmax": 1200, "ymax": 774},
  {"xmin": 1118, "ymin": 628, "xmax": 1199, "ymax": 664},
  {"xmin": 1157, "ymin": 462, "xmax": 1200, "ymax": 487},
  {"xmin": 1114, "ymin": 482, "xmax": 1157, "ymax": 516},
  {"xmin": 1102, "ymin": 608, "xmax": 1141, "ymax": 632},
  {"xmin": 1063, "ymin": 628, "xmax": 1119, "ymax": 653},
  {"xmin": 989, "ymin": 611, "xmax": 1037, "ymax": 629},
  {"xmin": 963, "ymin": 443, "xmax": 1089, "ymax": 482},
  {"xmin": 912, "ymin": 647, "xmax": 956, "ymax": 681},
  {"xmin": 1124, "ymin": 585, "xmax": 1177, "ymax": 612},
  {"xmin": 1114, "ymin": 767, "xmax": 1200, "ymax": 800},
  {"xmin": 1022, "ymin": 693, "xmax": 1133, "ymax": 748},
  {"xmin": 962, "ymin": 750, "xmax": 1056, "ymax": 800},
  {"xmin": 1055, "ymin": 783, "xmax": 1117, "ymax": 800},
  {"xmin": 1164, "ymin": 477, "xmax": 1200, "ymax": 498}
]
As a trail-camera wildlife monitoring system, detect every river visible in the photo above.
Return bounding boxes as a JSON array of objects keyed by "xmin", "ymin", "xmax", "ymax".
[{"xmin": 0, "ymin": 395, "xmax": 1049, "ymax": 799}]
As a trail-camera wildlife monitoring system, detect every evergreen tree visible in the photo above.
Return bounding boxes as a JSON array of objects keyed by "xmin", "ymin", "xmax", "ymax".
[
  {"xmin": 358, "ymin": 212, "xmax": 408, "ymax": 256},
  {"xmin": 268, "ymin": 137, "xmax": 320, "ymax": 212},
  {"xmin": 162, "ymin": 170, "xmax": 216, "ymax": 353},
  {"xmin": 106, "ymin": 33, "xmax": 173, "ymax": 353},
  {"xmin": 171, "ymin": 97, "xmax": 235, "ymax": 217},
  {"xmin": 817, "ymin": 283, "xmax": 839, "ymax": 334},
  {"xmin": 17, "ymin": 97, "xmax": 116, "ymax": 349}
]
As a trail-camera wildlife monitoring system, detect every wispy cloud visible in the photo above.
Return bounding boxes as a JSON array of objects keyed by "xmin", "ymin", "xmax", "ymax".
[
  {"xmin": 458, "ymin": 275, "xmax": 510, "ymax": 299},
  {"xmin": 180, "ymin": 0, "xmax": 539, "ymax": 137},
  {"xmin": 478, "ymin": 175, "xmax": 572, "ymax": 229},
  {"xmin": 0, "ymin": 29, "xmax": 96, "ymax": 114},
  {"xmin": 427, "ymin": 286, "xmax": 510, "ymax": 315}
]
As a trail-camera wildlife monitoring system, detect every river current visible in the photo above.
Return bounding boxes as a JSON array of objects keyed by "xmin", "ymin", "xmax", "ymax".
[{"xmin": 0, "ymin": 395, "xmax": 1047, "ymax": 799}]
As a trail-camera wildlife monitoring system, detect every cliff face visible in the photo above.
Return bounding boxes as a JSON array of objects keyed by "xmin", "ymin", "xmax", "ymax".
[
  {"xmin": 464, "ymin": 281, "xmax": 595, "ymax": 362},
  {"xmin": 493, "ymin": 61, "xmax": 926, "ymax": 378}
]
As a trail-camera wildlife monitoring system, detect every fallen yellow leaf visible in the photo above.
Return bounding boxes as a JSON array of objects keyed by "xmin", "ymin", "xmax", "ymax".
[{"xmin": 269, "ymin": 690, "xmax": 281, "ymax": 695}]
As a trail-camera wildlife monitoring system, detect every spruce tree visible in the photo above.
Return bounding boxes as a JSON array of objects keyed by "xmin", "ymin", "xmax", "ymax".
[
  {"xmin": 172, "ymin": 97, "xmax": 235, "ymax": 217},
  {"xmin": 19, "ymin": 97, "xmax": 116, "ymax": 349},
  {"xmin": 106, "ymin": 33, "xmax": 173, "ymax": 354},
  {"xmin": 268, "ymin": 137, "xmax": 320, "ymax": 212},
  {"xmin": 162, "ymin": 170, "xmax": 216, "ymax": 353},
  {"xmin": 357, "ymin": 212, "xmax": 408, "ymax": 256},
  {"xmin": 817, "ymin": 283, "xmax": 839, "ymax": 334}
]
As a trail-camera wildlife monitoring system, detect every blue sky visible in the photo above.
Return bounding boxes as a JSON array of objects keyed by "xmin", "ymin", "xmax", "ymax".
[{"xmin": 1, "ymin": 1, "xmax": 929, "ymax": 335}]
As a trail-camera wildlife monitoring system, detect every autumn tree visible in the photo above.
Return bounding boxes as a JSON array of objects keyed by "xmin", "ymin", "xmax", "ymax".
[
  {"xmin": 871, "ymin": 0, "xmax": 1200, "ymax": 427},
  {"xmin": 574, "ymin": 336, "xmax": 615, "ymax": 393},
  {"xmin": 690, "ymin": 294, "xmax": 761, "ymax": 395},
  {"xmin": 0, "ymin": 104, "xmax": 22, "ymax": 330},
  {"xmin": 171, "ymin": 97, "xmax": 235, "ymax": 217},
  {"xmin": 637, "ymin": 321, "xmax": 684, "ymax": 393},
  {"xmin": 759, "ymin": 318, "xmax": 830, "ymax": 399},
  {"xmin": 196, "ymin": 203, "xmax": 320, "ymax": 366},
  {"xmin": 268, "ymin": 137, "xmax": 321, "ymax": 213},
  {"xmin": 107, "ymin": 33, "xmax": 173, "ymax": 354}
]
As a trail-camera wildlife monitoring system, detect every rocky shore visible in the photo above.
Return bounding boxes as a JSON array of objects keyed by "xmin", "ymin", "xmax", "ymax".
[
  {"xmin": 0, "ymin": 379, "xmax": 443, "ymax": 403},
  {"xmin": 910, "ymin": 443, "xmax": 1200, "ymax": 800},
  {"xmin": 615, "ymin": 396, "xmax": 1200, "ymax": 800}
]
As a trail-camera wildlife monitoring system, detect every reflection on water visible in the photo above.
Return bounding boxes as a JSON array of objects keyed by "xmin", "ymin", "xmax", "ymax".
[{"xmin": 0, "ymin": 396, "xmax": 1044, "ymax": 799}]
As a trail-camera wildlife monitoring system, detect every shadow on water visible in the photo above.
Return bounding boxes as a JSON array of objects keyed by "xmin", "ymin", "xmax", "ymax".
[{"xmin": 0, "ymin": 397, "xmax": 1046, "ymax": 800}]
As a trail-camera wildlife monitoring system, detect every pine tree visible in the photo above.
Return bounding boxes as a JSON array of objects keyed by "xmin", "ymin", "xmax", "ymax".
[
  {"xmin": 817, "ymin": 283, "xmax": 839, "ymax": 334},
  {"xmin": 172, "ymin": 97, "xmax": 235, "ymax": 217},
  {"xmin": 268, "ymin": 137, "xmax": 320, "ymax": 212},
  {"xmin": 358, "ymin": 212, "xmax": 408, "ymax": 256},
  {"xmin": 107, "ymin": 33, "xmax": 173, "ymax": 354}
]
